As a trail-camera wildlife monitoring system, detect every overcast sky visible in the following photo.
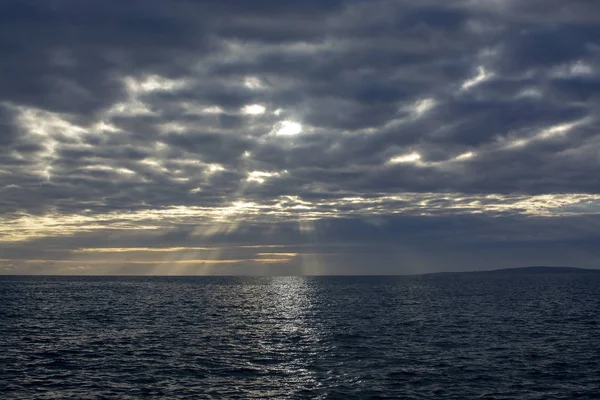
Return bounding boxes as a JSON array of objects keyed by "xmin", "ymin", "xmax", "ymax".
[{"xmin": 1, "ymin": 0, "xmax": 599, "ymax": 275}]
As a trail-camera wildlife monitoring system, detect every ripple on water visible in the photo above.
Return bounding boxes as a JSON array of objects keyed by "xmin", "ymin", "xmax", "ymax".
[{"xmin": 1, "ymin": 275, "xmax": 599, "ymax": 399}]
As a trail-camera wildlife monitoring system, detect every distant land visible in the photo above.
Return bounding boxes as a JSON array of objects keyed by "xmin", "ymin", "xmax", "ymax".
[{"xmin": 424, "ymin": 266, "xmax": 600, "ymax": 276}]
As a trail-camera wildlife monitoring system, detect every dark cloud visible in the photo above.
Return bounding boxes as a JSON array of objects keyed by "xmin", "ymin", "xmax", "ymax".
[{"xmin": 0, "ymin": 0, "xmax": 599, "ymax": 273}]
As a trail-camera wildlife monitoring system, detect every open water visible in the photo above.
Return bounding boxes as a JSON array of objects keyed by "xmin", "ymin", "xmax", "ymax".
[{"xmin": 1, "ymin": 274, "xmax": 599, "ymax": 399}]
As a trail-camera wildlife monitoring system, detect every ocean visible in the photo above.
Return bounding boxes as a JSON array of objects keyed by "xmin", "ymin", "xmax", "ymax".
[{"xmin": 1, "ymin": 274, "xmax": 599, "ymax": 399}]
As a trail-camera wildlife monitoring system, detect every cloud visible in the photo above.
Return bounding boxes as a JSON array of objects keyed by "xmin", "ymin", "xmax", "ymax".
[{"xmin": 1, "ymin": 0, "xmax": 599, "ymax": 273}]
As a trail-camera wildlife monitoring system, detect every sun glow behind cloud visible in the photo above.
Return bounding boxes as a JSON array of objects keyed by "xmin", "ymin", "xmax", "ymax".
[
  {"xmin": 455, "ymin": 151, "xmax": 475, "ymax": 161},
  {"xmin": 2, "ymin": 0, "xmax": 600, "ymax": 274},
  {"xmin": 2, "ymin": 193, "xmax": 600, "ymax": 243},
  {"xmin": 389, "ymin": 152, "xmax": 422, "ymax": 164},
  {"xmin": 412, "ymin": 98, "xmax": 436, "ymax": 116},
  {"xmin": 242, "ymin": 104, "xmax": 266, "ymax": 115},
  {"xmin": 247, "ymin": 171, "xmax": 281, "ymax": 184},
  {"xmin": 461, "ymin": 66, "xmax": 493, "ymax": 90},
  {"xmin": 273, "ymin": 121, "xmax": 303, "ymax": 136}
]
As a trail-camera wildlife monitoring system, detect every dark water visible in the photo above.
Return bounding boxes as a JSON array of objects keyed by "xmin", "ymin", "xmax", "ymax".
[{"xmin": 1, "ymin": 274, "xmax": 599, "ymax": 399}]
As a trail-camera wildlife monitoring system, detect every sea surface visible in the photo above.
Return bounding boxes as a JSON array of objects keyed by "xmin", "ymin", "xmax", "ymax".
[{"xmin": 1, "ymin": 274, "xmax": 599, "ymax": 399}]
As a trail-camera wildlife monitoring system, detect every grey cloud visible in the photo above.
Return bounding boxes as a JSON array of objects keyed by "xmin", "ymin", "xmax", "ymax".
[{"xmin": 1, "ymin": 0, "xmax": 599, "ymax": 272}]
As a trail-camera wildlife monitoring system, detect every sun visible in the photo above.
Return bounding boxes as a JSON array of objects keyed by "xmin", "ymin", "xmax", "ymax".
[{"xmin": 275, "ymin": 121, "xmax": 302, "ymax": 136}]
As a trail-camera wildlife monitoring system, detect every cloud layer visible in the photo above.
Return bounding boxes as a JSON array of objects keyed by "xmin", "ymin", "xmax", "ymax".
[{"xmin": 1, "ymin": 0, "xmax": 599, "ymax": 274}]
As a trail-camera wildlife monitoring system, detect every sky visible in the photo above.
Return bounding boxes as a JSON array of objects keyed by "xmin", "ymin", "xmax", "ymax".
[{"xmin": 1, "ymin": 0, "xmax": 600, "ymax": 275}]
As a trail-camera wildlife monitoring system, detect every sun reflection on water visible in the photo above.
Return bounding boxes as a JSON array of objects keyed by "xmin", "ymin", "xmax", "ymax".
[{"xmin": 259, "ymin": 277, "xmax": 325, "ymax": 390}]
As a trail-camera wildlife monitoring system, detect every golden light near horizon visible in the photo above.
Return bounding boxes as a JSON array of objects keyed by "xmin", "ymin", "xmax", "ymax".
[{"xmin": 3, "ymin": 192, "xmax": 600, "ymax": 242}]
